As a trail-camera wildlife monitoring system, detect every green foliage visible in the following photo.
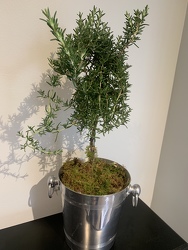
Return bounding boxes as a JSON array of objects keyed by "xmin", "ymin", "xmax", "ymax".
[{"xmin": 18, "ymin": 5, "xmax": 148, "ymax": 154}]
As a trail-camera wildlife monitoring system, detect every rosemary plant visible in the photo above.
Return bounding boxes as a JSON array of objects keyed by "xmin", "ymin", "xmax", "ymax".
[{"xmin": 18, "ymin": 6, "xmax": 148, "ymax": 156}]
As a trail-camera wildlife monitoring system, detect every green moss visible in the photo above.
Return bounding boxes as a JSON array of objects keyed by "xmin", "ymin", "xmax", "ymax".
[{"xmin": 59, "ymin": 158, "xmax": 130, "ymax": 195}]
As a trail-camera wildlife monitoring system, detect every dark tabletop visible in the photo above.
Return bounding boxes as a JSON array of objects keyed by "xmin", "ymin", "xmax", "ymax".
[{"xmin": 0, "ymin": 196, "xmax": 187, "ymax": 250}]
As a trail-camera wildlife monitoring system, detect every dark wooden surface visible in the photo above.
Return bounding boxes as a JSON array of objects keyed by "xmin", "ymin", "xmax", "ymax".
[{"xmin": 0, "ymin": 196, "xmax": 187, "ymax": 250}]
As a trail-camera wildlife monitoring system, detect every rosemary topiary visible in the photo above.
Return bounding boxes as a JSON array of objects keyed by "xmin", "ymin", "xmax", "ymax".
[{"xmin": 18, "ymin": 5, "xmax": 148, "ymax": 158}]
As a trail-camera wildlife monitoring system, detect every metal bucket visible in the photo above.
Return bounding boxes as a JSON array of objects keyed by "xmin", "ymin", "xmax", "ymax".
[
  {"xmin": 48, "ymin": 159, "xmax": 141, "ymax": 250},
  {"xmin": 62, "ymin": 183, "xmax": 130, "ymax": 250}
]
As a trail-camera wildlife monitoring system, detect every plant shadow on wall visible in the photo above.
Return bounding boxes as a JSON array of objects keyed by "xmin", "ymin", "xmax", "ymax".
[
  {"xmin": 25, "ymin": 69, "xmax": 87, "ymax": 219},
  {"xmin": 0, "ymin": 68, "xmax": 86, "ymax": 219},
  {"xmin": 0, "ymin": 84, "xmax": 40, "ymax": 179}
]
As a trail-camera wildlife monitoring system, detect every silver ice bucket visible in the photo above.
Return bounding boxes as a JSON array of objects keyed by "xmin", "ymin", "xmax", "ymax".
[{"xmin": 48, "ymin": 160, "xmax": 141, "ymax": 250}]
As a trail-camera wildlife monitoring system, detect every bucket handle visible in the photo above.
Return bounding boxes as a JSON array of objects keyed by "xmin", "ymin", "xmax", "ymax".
[
  {"xmin": 127, "ymin": 184, "xmax": 141, "ymax": 207},
  {"xmin": 47, "ymin": 176, "xmax": 60, "ymax": 198}
]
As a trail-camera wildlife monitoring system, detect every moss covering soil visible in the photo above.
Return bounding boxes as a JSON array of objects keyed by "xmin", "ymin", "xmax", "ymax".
[{"xmin": 59, "ymin": 158, "xmax": 130, "ymax": 195}]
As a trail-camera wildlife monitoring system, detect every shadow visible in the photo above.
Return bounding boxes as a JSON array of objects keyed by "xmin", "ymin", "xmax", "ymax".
[
  {"xmin": 0, "ymin": 83, "xmax": 40, "ymax": 179},
  {"xmin": 28, "ymin": 156, "xmax": 63, "ymax": 220},
  {"xmin": 0, "ymin": 67, "xmax": 87, "ymax": 219},
  {"xmin": 0, "ymin": 69, "xmax": 86, "ymax": 177}
]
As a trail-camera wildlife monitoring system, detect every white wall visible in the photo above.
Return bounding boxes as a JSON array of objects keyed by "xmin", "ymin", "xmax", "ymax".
[
  {"xmin": 151, "ymin": 4, "xmax": 188, "ymax": 242},
  {"xmin": 0, "ymin": 0, "xmax": 187, "ymax": 229}
]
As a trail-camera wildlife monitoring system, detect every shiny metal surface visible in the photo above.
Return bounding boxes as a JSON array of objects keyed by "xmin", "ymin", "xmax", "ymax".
[
  {"xmin": 47, "ymin": 176, "xmax": 60, "ymax": 198},
  {"xmin": 58, "ymin": 159, "xmax": 136, "ymax": 250},
  {"xmin": 127, "ymin": 184, "xmax": 141, "ymax": 207},
  {"xmin": 61, "ymin": 183, "xmax": 130, "ymax": 250},
  {"xmin": 45, "ymin": 159, "xmax": 141, "ymax": 250}
]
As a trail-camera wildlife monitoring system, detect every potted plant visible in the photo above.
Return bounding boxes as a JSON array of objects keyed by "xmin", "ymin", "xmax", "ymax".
[{"xmin": 18, "ymin": 5, "xmax": 148, "ymax": 250}]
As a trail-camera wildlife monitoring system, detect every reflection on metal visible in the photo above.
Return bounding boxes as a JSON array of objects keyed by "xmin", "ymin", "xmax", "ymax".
[
  {"xmin": 47, "ymin": 159, "xmax": 141, "ymax": 250},
  {"xmin": 127, "ymin": 184, "xmax": 141, "ymax": 207},
  {"xmin": 47, "ymin": 176, "xmax": 60, "ymax": 198}
]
